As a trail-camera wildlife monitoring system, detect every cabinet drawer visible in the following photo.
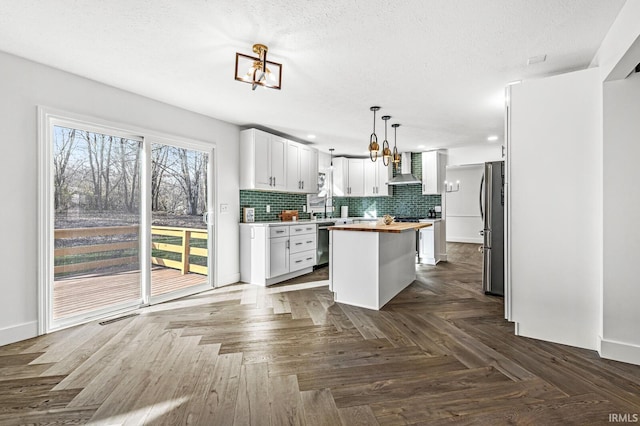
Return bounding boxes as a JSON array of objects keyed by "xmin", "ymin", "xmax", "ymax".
[
  {"xmin": 290, "ymin": 249, "xmax": 316, "ymax": 271},
  {"xmin": 269, "ymin": 226, "xmax": 289, "ymax": 238},
  {"xmin": 290, "ymin": 224, "xmax": 316, "ymax": 236},
  {"xmin": 290, "ymin": 233, "xmax": 316, "ymax": 254}
]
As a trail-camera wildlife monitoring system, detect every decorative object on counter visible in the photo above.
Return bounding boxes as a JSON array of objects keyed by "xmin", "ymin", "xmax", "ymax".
[
  {"xmin": 428, "ymin": 209, "xmax": 436, "ymax": 218},
  {"xmin": 235, "ymin": 43, "xmax": 282, "ymax": 90},
  {"xmin": 381, "ymin": 115, "xmax": 392, "ymax": 166},
  {"xmin": 341, "ymin": 205, "xmax": 349, "ymax": 218},
  {"xmin": 392, "ymin": 123, "xmax": 401, "ymax": 170},
  {"xmin": 279, "ymin": 210, "xmax": 298, "ymax": 221},
  {"xmin": 383, "ymin": 214, "xmax": 395, "ymax": 225},
  {"xmin": 368, "ymin": 106, "xmax": 381, "ymax": 162},
  {"xmin": 444, "ymin": 180, "xmax": 460, "ymax": 192},
  {"xmin": 243, "ymin": 207, "xmax": 255, "ymax": 223}
]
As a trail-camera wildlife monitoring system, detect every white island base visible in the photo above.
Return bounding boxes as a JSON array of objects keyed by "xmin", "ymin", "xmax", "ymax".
[{"xmin": 330, "ymin": 223, "xmax": 427, "ymax": 310}]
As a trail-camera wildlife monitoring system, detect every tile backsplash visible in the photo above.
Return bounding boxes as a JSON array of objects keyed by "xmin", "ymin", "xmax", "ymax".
[
  {"xmin": 333, "ymin": 153, "xmax": 441, "ymax": 218},
  {"xmin": 240, "ymin": 153, "xmax": 441, "ymax": 222},
  {"xmin": 240, "ymin": 190, "xmax": 311, "ymax": 222}
]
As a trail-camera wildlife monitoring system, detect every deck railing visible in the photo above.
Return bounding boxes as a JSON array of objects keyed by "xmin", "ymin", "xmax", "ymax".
[{"xmin": 54, "ymin": 225, "xmax": 208, "ymax": 276}]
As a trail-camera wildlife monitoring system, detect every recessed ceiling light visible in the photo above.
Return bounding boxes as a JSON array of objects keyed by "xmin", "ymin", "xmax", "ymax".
[
  {"xmin": 417, "ymin": 145, "xmax": 425, "ymax": 149},
  {"xmin": 307, "ymin": 134, "xmax": 316, "ymax": 139},
  {"xmin": 487, "ymin": 135, "xmax": 499, "ymax": 142}
]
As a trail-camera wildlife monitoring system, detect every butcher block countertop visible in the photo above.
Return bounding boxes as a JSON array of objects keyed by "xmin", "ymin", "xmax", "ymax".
[{"xmin": 328, "ymin": 222, "xmax": 432, "ymax": 233}]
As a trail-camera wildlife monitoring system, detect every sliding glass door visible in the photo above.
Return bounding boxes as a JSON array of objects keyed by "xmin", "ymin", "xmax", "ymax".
[
  {"xmin": 40, "ymin": 110, "xmax": 216, "ymax": 332},
  {"xmin": 149, "ymin": 142, "xmax": 212, "ymax": 302},
  {"xmin": 51, "ymin": 125, "xmax": 143, "ymax": 325}
]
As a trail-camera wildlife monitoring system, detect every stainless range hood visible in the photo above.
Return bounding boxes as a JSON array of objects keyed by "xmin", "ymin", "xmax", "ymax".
[{"xmin": 387, "ymin": 152, "xmax": 421, "ymax": 186}]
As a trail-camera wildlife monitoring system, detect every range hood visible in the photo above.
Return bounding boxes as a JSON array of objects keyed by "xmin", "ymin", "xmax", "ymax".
[{"xmin": 387, "ymin": 153, "xmax": 421, "ymax": 186}]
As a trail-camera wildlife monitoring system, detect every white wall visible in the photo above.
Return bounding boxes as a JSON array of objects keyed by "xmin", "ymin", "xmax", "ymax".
[
  {"xmin": 0, "ymin": 51, "xmax": 240, "ymax": 346},
  {"xmin": 445, "ymin": 165, "xmax": 483, "ymax": 243},
  {"xmin": 509, "ymin": 68, "xmax": 602, "ymax": 350},
  {"xmin": 446, "ymin": 144, "xmax": 503, "ymax": 166},
  {"xmin": 602, "ymin": 71, "xmax": 640, "ymax": 364}
]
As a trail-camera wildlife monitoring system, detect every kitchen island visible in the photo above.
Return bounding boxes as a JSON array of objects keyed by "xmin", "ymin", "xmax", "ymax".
[{"xmin": 328, "ymin": 222, "xmax": 432, "ymax": 310}]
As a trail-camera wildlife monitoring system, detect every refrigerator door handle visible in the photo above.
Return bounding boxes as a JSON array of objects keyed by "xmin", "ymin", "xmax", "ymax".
[{"xmin": 479, "ymin": 174, "xmax": 484, "ymax": 221}]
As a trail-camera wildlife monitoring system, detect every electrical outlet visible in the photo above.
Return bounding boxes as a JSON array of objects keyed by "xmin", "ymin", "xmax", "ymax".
[
  {"xmin": 220, "ymin": 203, "xmax": 229, "ymax": 214},
  {"xmin": 266, "ymin": 205, "xmax": 270, "ymax": 213},
  {"xmin": 303, "ymin": 205, "xmax": 307, "ymax": 213}
]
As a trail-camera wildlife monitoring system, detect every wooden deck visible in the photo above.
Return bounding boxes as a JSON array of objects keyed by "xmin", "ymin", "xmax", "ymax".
[{"xmin": 53, "ymin": 267, "xmax": 207, "ymax": 319}]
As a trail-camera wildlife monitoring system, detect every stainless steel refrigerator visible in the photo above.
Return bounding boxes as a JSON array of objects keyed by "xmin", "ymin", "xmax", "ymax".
[{"xmin": 480, "ymin": 161, "xmax": 505, "ymax": 296}]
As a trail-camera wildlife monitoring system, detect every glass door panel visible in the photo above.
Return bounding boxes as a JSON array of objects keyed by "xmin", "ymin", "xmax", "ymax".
[
  {"xmin": 150, "ymin": 143, "xmax": 210, "ymax": 299},
  {"xmin": 52, "ymin": 125, "xmax": 142, "ymax": 322}
]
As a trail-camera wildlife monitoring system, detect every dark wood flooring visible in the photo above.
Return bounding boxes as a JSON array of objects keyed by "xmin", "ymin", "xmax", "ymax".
[{"xmin": 1, "ymin": 242, "xmax": 639, "ymax": 425}]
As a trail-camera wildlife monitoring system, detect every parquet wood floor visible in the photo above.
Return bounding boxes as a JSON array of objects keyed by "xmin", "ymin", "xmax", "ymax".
[{"xmin": 1, "ymin": 243, "xmax": 639, "ymax": 425}]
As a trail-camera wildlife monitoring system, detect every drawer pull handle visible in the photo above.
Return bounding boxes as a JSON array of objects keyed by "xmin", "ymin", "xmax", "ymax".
[
  {"xmin": 295, "ymin": 260, "xmax": 303, "ymax": 263},
  {"xmin": 306, "ymin": 241, "xmax": 313, "ymax": 243},
  {"xmin": 295, "ymin": 228, "xmax": 303, "ymax": 231},
  {"xmin": 295, "ymin": 242, "xmax": 303, "ymax": 245},
  {"xmin": 306, "ymin": 257, "xmax": 313, "ymax": 261},
  {"xmin": 276, "ymin": 230, "xmax": 285, "ymax": 233}
]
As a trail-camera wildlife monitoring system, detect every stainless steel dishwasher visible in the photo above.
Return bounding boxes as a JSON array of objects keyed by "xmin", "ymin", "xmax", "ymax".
[{"xmin": 316, "ymin": 221, "xmax": 334, "ymax": 266}]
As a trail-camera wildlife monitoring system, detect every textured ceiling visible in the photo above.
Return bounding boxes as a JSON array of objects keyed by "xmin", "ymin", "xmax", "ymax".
[{"xmin": 0, "ymin": 0, "xmax": 626, "ymax": 156}]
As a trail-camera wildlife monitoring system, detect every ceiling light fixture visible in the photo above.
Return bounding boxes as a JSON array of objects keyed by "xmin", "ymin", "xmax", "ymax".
[
  {"xmin": 487, "ymin": 135, "xmax": 498, "ymax": 141},
  {"xmin": 381, "ymin": 115, "xmax": 392, "ymax": 166},
  {"xmin": 235, "ymin": 43, "xmax": 282, "ymax": 90},
  {"xmin": 392, "ymin": 123, "xmax": 401, "ymax": 170},
  {"xmin": 307, "ymin": 134, "xmax": 316, "ymax": 139},
  {"xmin": 368, "ymin": 106, "xmax": 381, "ymax": 162}
]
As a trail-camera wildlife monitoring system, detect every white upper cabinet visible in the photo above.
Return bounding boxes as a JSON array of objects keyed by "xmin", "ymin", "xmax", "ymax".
[
  {"xmin": 347, "ymin": 158, "xmax": 365, "ymax": 196},
  {"xmin": 422, "ymin": 151, "xmax": 445, "ymax": 195},
  {"xmin": 332, "ymin": 157, "xmax": 348, "ymax": 197},
  {"xmin": 286, "ymin": 142, "xmax": 301, "ymax": 192},
  {"xmin": 241, "ymin": 129, "xmax": 317, "ymax": 193},
  {"xmin": 240, "ymin": 129, "xmax": 286, "ymax": 191},
  {"xmin": 364, "ymin": 160, "xmax": 392, "ymax": 196},
  {"xmin": 333, "ymin": 157, "xmax": 390, "ymax": 197},
  {"xmin": 308, "ymin": 149, "xmax": 319, "ymax": 194},
  {"xmin": 286, "ymin": 141, "xmax": 316, "ymax": 193}
]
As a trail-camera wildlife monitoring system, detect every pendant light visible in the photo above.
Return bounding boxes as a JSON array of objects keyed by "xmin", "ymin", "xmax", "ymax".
[
  {"xmin": 368, "ymin": 106, "xmax": 381, "ymax": 162},
  {"xmin": 381, "ymin": 115, "xmax": 392, "ymax": 166},
  {"xmin": 392, "ymin": 123, "xmax": 401, "ymax": 170}
]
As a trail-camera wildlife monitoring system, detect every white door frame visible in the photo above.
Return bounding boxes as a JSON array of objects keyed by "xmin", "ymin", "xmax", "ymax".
[{"xmin": 37, "ymin": 106, "xmax": 217, "ymax": 334}]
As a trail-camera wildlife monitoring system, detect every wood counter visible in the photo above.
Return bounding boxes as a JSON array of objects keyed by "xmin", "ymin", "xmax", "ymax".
[{"xmin": 328, "ymin": 222, "xmax": 432, "ymax": 233}]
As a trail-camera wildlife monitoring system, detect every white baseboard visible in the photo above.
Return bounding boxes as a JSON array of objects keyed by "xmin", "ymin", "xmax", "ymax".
[
  {"xmin": 599, "ymin": 337, "xmax": 640, "ymax": 366},
  {"xmin": 447, "ymin": 237, "xmax": 483, "ymax": 244},
  {"xmin": 0, "ymin": 321, "xmax": 38, "ymax": 347},
  {"xmin": 217, "ymin": 272, "xmax": 241, "ymax": 287}
]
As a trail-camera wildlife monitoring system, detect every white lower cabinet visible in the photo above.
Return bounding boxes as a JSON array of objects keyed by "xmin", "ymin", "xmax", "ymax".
[
  {"xmin": 268, "ymin": 236, "xmax": 290, "ymax": 278},
  {"xmin": 240, "ymin": 223, "xmax": 318, "ymax": 285},
  {"xmin": 418, "ymin": 220, "xmax": 446, "ymax": 265}
]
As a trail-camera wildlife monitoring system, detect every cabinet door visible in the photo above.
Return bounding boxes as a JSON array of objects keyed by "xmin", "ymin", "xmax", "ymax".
[
  {"xmin": 422, "ymin": 151, "xmax": 441, "ymax": 195},
  {"xmin": 268, "ymin": 236, "xmax": 289, "ymax": 278},
  {"xmin": 377, "ymin": 161, "xmax": 392, "ymax": 196},
  {"xmin": 419, "ymin": 228, "xmax": 435, "ymax": 259},
  {"xmin": 307, "ymin": 149, "xmax": 319, "ymax": 194},
  {"xmin": 271, "ymin": 136, "xmax": 287, "ymax": 190},
  {"xmin": 254, "ymin": 130, "xmax": 272, "ymax": 189},
  {"xmin": 364, "ymin": 160, "xmax": 377, "ymax": 196},
  {"xmin": 348, "ymin": 158, "xmax": 365, "ymax": 196},
  {"xmin": 286, "ymin": 141, "xmax": 301, "ymax": 192},
  {"xmin": 299, "ymin": 146, "xmax": 311, "ymax": 192},
  {"xmin": 332, "ymin": 157, "xmax": 348, "ymax": 197}
]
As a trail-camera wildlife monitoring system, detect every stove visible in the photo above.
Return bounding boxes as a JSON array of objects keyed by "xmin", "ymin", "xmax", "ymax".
[{"xmin": 394, "ymin": 217, "xmax": 422, "ymax": 223}]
